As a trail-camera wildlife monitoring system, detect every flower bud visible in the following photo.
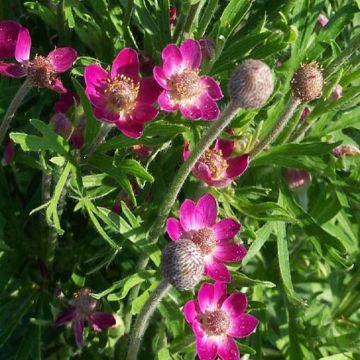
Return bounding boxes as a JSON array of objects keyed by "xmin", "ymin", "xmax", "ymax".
[
  {"xmin": 332, "ymin": 144, "xmax": 360, "ymax": 158},
  {"xmin": 331, "ymin": 84, "xmax": 342, "ymax": 100},
  {"xmin": 301, "ymin": 106, "xmax": 311, "ymax": 121},
  {"xmin": 161, "ymin": 239, "xmax": 204, "ymax": 290},
  {"xmin": 2, "ymin": 138, "xmax": 14, "ymax": 166},
  {"xmin": 318, "ymin": 14, "xmax": 329, "ymax": 27},
  {"xmin": 291, "ymin": 62, "xmax": 324, "ymax": 102},
  {"xmin": 285, "ymin": 169, "xmax": 312, "ymax": 191},
  {"xmin": 229, "ymin": 59, "xmax": 274, "ymax": 108},
  {"xmin": 132, "ymin": 144, "xmax": 153, "ymax": 159},
  {"xmin": 199, "ymin": 37, "xmax": 215, "ymax": 62},
  {"xmin": 49, "ymin": 113, "xmax": 72, "ymax": 139}
]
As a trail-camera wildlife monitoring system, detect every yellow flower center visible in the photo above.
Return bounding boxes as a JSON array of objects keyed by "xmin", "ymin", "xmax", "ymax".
[
  {"xmin": 104, "ymin": 74, "xmax": 139, "ymax": 114},
  {"xmin": 200, "ymin": 149, "xmax": 228, "ymax": 179}
]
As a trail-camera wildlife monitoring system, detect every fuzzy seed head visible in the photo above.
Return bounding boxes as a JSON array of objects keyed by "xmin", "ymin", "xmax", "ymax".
[
  {"xmin": 229, "ymin": 59, "xmax": 274, "ymax": 108},
  {"xmin": 27, "ymin": 55, "xmax": 56, "ymax": 87},
  {"xmin": 291, "ymin": 62, "xmax": 324, "ymax": 102},
  {"xmin": 161, "ymin": 239, "xmax": 205, "ymax": 290}
]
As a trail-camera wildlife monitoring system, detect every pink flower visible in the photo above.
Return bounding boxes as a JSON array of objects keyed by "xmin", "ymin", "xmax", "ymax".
[
  {"xmin": 183, "ymin": 282, "xmax": 259, "ymax": 360},
  {"xmin": 2, "ymin": 138, "xmax": 15, "ymax": 166},
  {"xmin": 84, "ymin": 48, "xmax": 161, "ymax": 139},
  {"xmin": 153, "ymin": 39, "xmax": 223, "ymax": 120},
  {"xmin": 285, "ymin": 168, "xmax": 312, "ymax": 191},
  {"xmin": 55, "ymin": 288, "xmax": 116, "ymax": 348},
  {"xmin": 166, "ymin": 193, "xmax": 246, "ymax": 283},
  {"xmin": 183, "ymin": 135, "xmax": 249, "ymax": 188},
  {"xmin": 0, "ymin": 21, "xmax": 77, "ymax": 92},
  {"xmin": 318, "ymin": 14, "xmax": 329, "ymax": 27},
  {"xmin": 331, "ymin": 84, "xmax": 342, "ymax": 100}
]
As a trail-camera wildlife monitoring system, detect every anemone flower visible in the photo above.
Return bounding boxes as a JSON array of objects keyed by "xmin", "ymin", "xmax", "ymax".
[
  {"xmin": 84, "ymin": 48, "xmax": 161, "ymax": 139},
  {"xmin": 166, "ymin": 193, "xmax": 246, "ymax": 283},
  {"xmin": 183, "ymin": 282, "xmax": 259, "ymax": 360},
  {"xmin": 183, "ymin": 134, "xmax": 249, "ymax": 188},
  {"xmin": 55, "ymin": 288, "xmax": 116, "ymax": 348},
  {"xmin": 0, "ymin": 21, "xmax": 76, "ymax": 92},
  {"xmin": 153, "ymin": 39, "xmax": 223, "ymax": 120}
]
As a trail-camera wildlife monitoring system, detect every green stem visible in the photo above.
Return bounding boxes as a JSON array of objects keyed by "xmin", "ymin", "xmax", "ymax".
[
  {"xmin": 124, "ymin": 102, "xmax": 240, "ymax": 335},
  {"xmin": 0, "ymin": 80, "xmax": 31, "ymax": 145},
  {"xmin": 250, "ymin": 96, "xmax": 301, "ymax": 158},
  {"xmin": 126, "ymin": 279, "xmax": 171, "ymax": 360},
  {"xmin": 82, "ymin": 123, "xmax": 112, "ymax": 159}
]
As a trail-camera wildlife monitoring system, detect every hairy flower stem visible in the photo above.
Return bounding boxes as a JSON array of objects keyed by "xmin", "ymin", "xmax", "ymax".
[
  {"xmin": 82, "ymin": 123, "xmax": 112, "ymax": 159},
  {"xmin": 125, "ymin": 102, "xmax": 240, "ymax": 343},
  {"xmin": 251, "ymin": 96, "xmax": 301, "ymax": 158},
  {"xmin": 126, "ymin": 279, "xmax": 171, "ymax": 360},
  {"xmin": 0, "ymin": 80, "xmax": 32, "ymax": 145}
]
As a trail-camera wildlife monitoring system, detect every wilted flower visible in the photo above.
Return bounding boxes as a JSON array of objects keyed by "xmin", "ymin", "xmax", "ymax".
[
  {"xmin": 166, "ymin": 193, "xmax": 246, "ymax": 282},
  {"xmin": 183, "ymin": 282, "xmax": 259, "ymax": 360},
  {"xmin": 332, "ymin": 144, "xmax": 360, "ymax": 158},
  {"xmin": 0, "ymin": 21, "xmax": 76, "ymax": 92},
  {"xmin": 331, "ymin": 84, "xmax": 343, "ymax": 100},
  {"xmin": 199, "ymin": 37, "xmax": 215, "ymax": 61},
  {"xmin": 318, "ymin": 14, "xmax": 329, "ymax": 27},
  {"xmin": 285, "ymin": 168, "xmax": 312, "ymax": 191},
  {"xmin": 154, "ymin": 39, "xmax": 223, "ymax": 120},
  {"xmin": 1, "ymin": 138, "xmax": 14, "ymax": 166},
  {"xmin": 55, "ymin": 288, "xmax": 116, "ymax": 348},
  {"xmin": 183, "ymin": 134, "xmax": 249, "ymax": 188},
  {"xmin": 85, "ymin": 48, "xmax": 161, "ymax": 138}
]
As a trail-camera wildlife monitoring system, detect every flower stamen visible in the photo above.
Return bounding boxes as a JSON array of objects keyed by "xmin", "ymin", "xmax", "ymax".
[
  {"xmin": 200, "ymin": 149, "xmax": 228, "ymax": 180},
  {"xmin": 187, "ymin": 228, "xmax": 216, "ymax": 255},
  {"xmin": 27, "ymin": 55, "xmax": 56, "ymax": 87},
  {"xmin": 170, "ymin": 69, "xmax": 202, "ymax": 103},
  {"xmin": 199, "ymin": 309, "xmax": 230, "ymax": 336}
]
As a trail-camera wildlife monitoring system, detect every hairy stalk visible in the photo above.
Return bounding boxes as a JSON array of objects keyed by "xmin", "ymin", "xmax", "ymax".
[
  {"xmin": 0, "ymin": 80, "xmax": 32, "ymax": 145},
  {"xmin": 251, "ymin": 96, "xmax": 301, "ymax": 158},
  {"xmin": 289, "ymin": 120, "xmax": 312, "ymax": 142},
  {"xmin": 126, "ymin": 279, "xmax": 172, "ymax": 360},
  {"xmin": 82, "ymin": 123, "xmax": 112, "ymax": 159},
  {"xmin": 124, "ymin": 102, "xmax": 240, "ymax": 339}
]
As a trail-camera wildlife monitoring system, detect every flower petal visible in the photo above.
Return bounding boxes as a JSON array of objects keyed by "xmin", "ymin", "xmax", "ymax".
[
  {"xmin": 198, "ymin": 282, "xmax": 215, "ymax": 313},
  {"xmin": 179, "ymin": 199, "xmax": 196, "ymax": 231},
  {"xmin": 198, "ymin": 93, "xmax": 220, "ymax": 121},
  {"xmin": 227, "ymin": 314, "xmax": 259, "ymax": 338},
  {"xmin": 200, "ymin": 76, "xmax": 223, "ymax": 100},
  {"xmin": 93, "ymin": 107, "xmax": 119, "ymax": 123},
  {"xmin": 214, "ymin": 138, "xmax": 234, "ymax": 159},
  {"xmin": 166, "ymin": 218, "xmax": 184, "ymax": 241},
  {"xmin": 54, "ymin": 305, "xmax": 75, "ymax": 325},
  {"xmin": 73, "ymin": 317, "xmax": 85, "ymax": 348},
  {"xmin": 15, "ymin": 26, "xmax": 31, "ymax": 63},
  {"xmin": 48, "ymin": 78, "xmax": 67, "ymax": 93},
  {"xmin": 214, "ymin": 243, "xmax": 247, "ymax": 263},
  {"xmin": 162, "ymin": 44, "xmax": 183, "ymax": 77},
  {"xmin": 47, "ymin": 47, "xmax": 77, "ymax": 73},
  {"xmin": 226, "ymin": 155, "xmax": 249, "ymax": 179},
  {"xmin": 204, "ymin": 259, "xmax": 231, "ymax": 283},
  {"xmin": 115, "ymin": 118, "xmax": 144, "ymax": 139},
  {"xmin": 111, "ymin": 48, "xmax": 139, "ymax": 82},
  {"xmin": 179, "ymin": 39, "xmax": 201, "ymax": 70},
  {"xmin": 153, "ymin": 66, "xmax": 171, "ymax": 90},
  {"xmin": 196, "ymin": 335, "xmax": 218, "ymax": 360},
  {"xmin": 193, "ymin": 162, "xmax": 213, "ymax": 185},
  {"xmin": 137, "ymin": 77, "xmax": 162, "ymax": 104},
  {"xmin": 194, "ymin": 193, "xmax": 217, "ymax": 227},
  {"xmin": 0, "ymin": 21, "xmax": 22, "ymax": 58},
  {"xmin": 221, "ymin": 293, "xmax": 248, "ymax": 318},
  {"xmin": 179, "ymin": 103, "xmax": 202, "ymax": 120},
  {"xmin": 131, "ymin": 103, "xmax": 158, "ymax": 123},
  {"xmin": 88, "ymin": 312, "xmax": 116, "ymax": 332},
  {"xmin": 183, "ymin": 300, "xmax": 199, "ymax": 324},
  {"xmin": 212, "ymin": 219, "xmax": 241, "ymax": 242},
  {"xmin": 84, "ymin": 64, "xmax": 108, "ymax": 107},
  {"xmin": 0, "ymin": 61, "xmax": 26, "ymax": 78},
  {"xmin": 158, "ymin": 90, "xmax": 177, "ymax": 112},
  {"xmin": 217, "ymin": 336, "xmax": 240, "ymax": 360}
]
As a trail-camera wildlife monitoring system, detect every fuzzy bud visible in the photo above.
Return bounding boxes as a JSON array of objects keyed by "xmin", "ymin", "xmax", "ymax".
[
  {"xmin": 229, "ymin": 59, "xmax": 274, "ymax": 108},
  {"xmin": 199, "ymin": 37, "xmax": 215, "ymax": 62},
  {"xmin": 332, "ymin": 145, "xmax": 360, "ymax": 158},
  {"xmin": 291, "ymin": 62, "xmax": 324, "ymax": 102},
  {"xmin": 161, "ymin": 239, "xmax": 204, "ymax": 290},
  {"xmin": 49, "ymin": 113, "xmax": 72, "ymax": 139},
  {"xmin": 331, "ymin": 84, "xmax": 343, "ymax": 100},
  {"xmin": 285, "ymin": 169, "xmax": 312, "ymax": 191}
]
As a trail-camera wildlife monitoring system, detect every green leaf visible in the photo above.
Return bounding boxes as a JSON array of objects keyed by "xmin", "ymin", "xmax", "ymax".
[
  {"xmin": 117, "ymin": 159, "xmax": 154, "ymax": 182},
  {"xmin": 231, "ymin": 273, "xmax": 276, "ymax": 288}
]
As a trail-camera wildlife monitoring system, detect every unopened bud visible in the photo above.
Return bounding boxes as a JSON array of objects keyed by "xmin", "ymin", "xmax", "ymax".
[
  {"xmin": 291, "ymin": 62, "xmax": 324, "ymax": 102},
  {"xmin": 199, "ymin": 37, "xmax": 215, "ymax": 62},
  {"xmin": 318, "ymin": 14, "xmax": 329, "ymax": 27},
  {"xmin": 285, "ymin": 169, "xmax": 312, "ymax": 191},
  {"xmin": 331, "ymin": 84, "xmax": 342, "ymax": 100},
  {"xmin": 229, "ymin": 59, "xmax": 274, "ymax": 108},
  {"xmin": 332, "ymin": 144, "xmax": 360, "ymax": 158},
  {"xmin": 49, "ymin": 113, "xmax": 72, "ymax": 139},
  {"xmin": 161, "ymin": 239, "xmax": 204, "ymax": 290}
]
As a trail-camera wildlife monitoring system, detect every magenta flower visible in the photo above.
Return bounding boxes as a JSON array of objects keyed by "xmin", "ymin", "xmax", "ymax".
[
  {"xmin": 153, "ymin": 39, "xmax": 223, "ymax": 120},
  {"xmin": 318, "ymin": 14, "xmax": 329, "ymax": 27},
  {"xmin": 84, "ymin": 48, "xmax": 161, "ymax": 139},
  {"xmin": 0, "ymin": 21, "xmax": 76, "ymax": 92},
  {"xmin": 166, "ymin": 193, "xmax": 246, "ymax": 283},
  {"xmin": 55, "ymin": 288, "xmax": 116, "ymax": 348},
  {"xmin": 183, "ymin": 282, "xmax": 259, "ymax": 360},
  {"xmin": 183, "ymin": 136, "xmax": 249, "ymax": 188}
]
